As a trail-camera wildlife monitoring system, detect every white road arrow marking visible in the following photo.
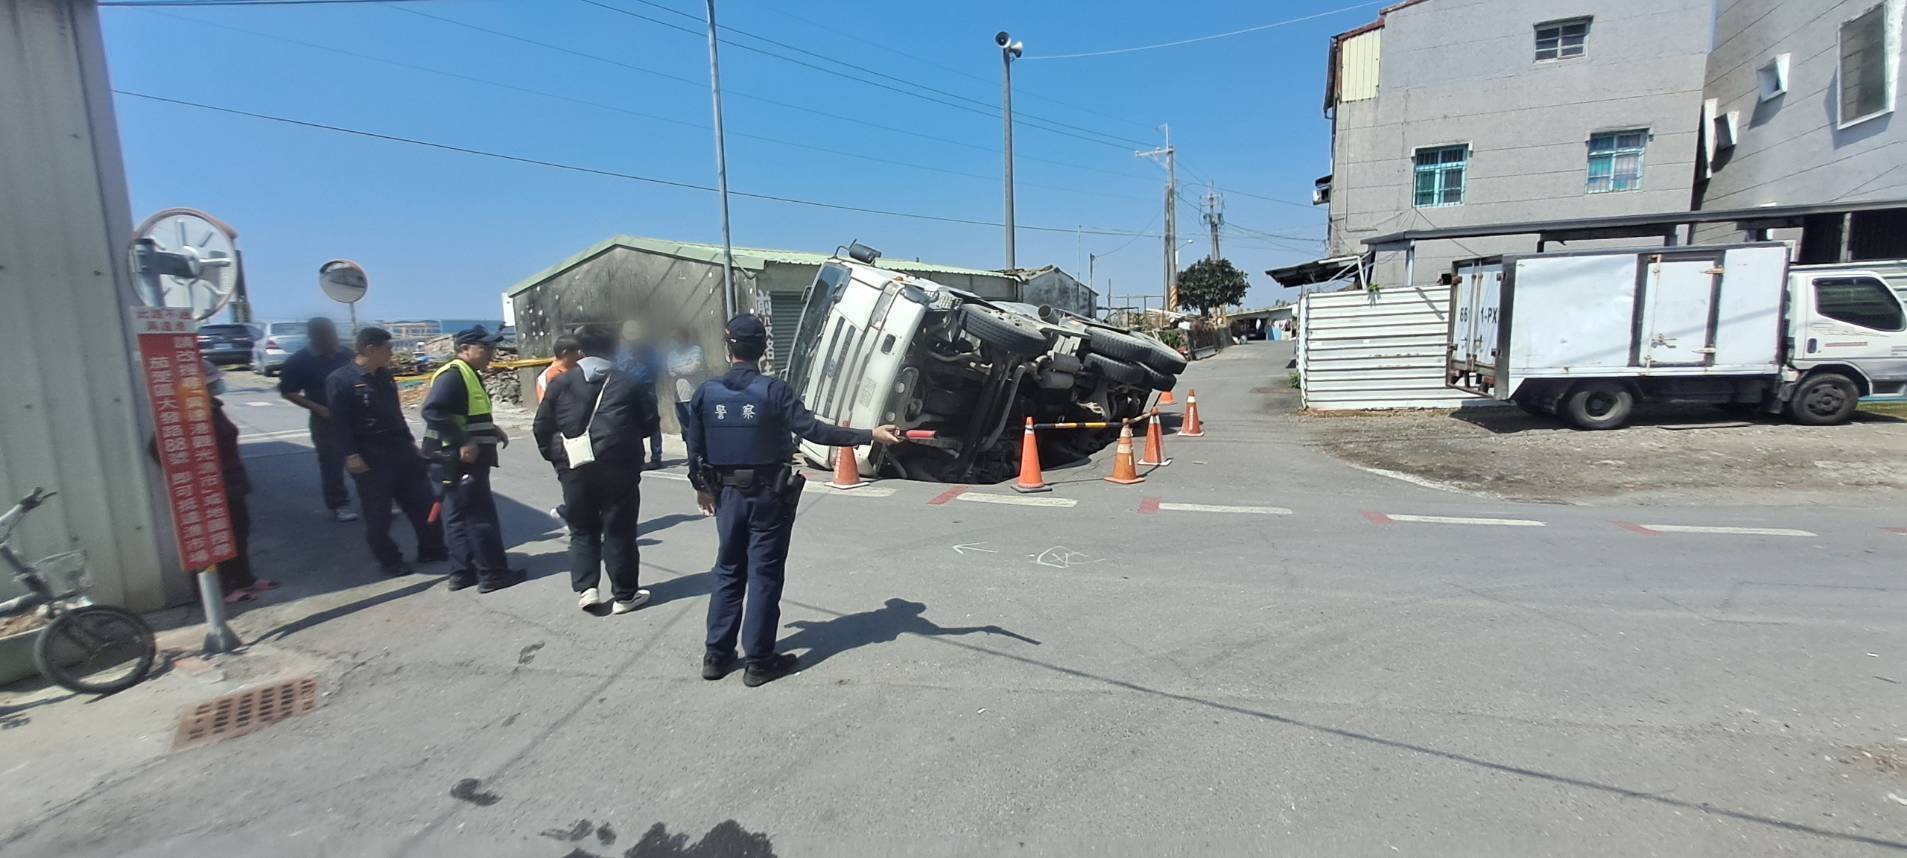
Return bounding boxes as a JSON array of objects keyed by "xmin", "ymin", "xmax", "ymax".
[{"xmin": 953, "ymin": 543, "xmax": 997, "ymax": 555}]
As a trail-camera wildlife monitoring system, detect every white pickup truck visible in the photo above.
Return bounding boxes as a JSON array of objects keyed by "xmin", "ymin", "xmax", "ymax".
[
  {"xmin": 1446, "ymin": 243, "xmax": 1907, "ymax": 429},
  {"xmin": 783, "ymin": 247, "xmax": 1185, "ymax": 483}
]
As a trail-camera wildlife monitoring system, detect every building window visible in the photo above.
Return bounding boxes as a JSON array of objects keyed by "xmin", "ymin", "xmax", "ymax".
[
  {"xmin": 1535, "ymin": 18, "xmax": 1589, "ymax": 61},
  {"xmin": 1838, "ymin": 1, "xmax": 1900, "ymax": 127},
  {"xmin": 1413, "ymin": 145, "xmax": 1468, "ymax": 207},
  {"xmin": 1814, "ymin": 277, "xmax": 1906, "ymax": 331},
  {"xmin": 1757, "ymin": 53, "xmax": 1790, "ymax": 101},
  {"xmin": 1586, "ymin": 130, "xmax": 1647, "ymax": 193}
]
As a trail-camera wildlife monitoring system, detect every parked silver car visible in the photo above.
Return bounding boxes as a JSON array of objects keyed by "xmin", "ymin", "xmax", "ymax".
[{"xmin": 251, "ymin": 321, "xmax": 309, "ymax": 376}]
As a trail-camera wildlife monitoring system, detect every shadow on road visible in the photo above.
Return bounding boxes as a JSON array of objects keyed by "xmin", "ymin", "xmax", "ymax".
[{"xmin": 778, "ymin": 597, "xmax": 1039, "ymax": 671}]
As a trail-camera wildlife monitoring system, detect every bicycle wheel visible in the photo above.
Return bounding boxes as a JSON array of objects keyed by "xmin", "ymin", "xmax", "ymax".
[{"xmin": 33, "ymin": 605, "xmax": 157, "ymax": 694}]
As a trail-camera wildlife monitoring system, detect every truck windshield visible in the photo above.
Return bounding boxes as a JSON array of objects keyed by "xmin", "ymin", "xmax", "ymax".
[{"xmin": 787, "ymin": 262, "xmax": 851, "ymax": 393}]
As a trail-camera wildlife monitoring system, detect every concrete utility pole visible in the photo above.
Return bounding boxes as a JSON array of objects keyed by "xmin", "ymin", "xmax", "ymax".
[
  {"xmin": 1137, "ymin": 125, "xmax": 1178, "ymax": 311},
  {"xmin": 997, "ymin": 32, "xmax": 1024, "ymax": 270},
  {"xmin": 1202, "ymin": 183, "xmax": 1223, "ymax": 261},
  {"xmin": 704, "ymin": 0, "xmax": 737, "ymax": 318}
]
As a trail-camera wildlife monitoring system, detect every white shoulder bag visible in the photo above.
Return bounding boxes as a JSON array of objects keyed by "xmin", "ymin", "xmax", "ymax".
[{"xmin": 560, "ymin": 375, "xmax": 611, "ymax": 468}]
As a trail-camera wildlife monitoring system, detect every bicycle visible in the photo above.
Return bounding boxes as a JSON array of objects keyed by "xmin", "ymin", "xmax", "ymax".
[{"xmin": 0, "ymin": 488, "xmax": 156, "ymax": 694}]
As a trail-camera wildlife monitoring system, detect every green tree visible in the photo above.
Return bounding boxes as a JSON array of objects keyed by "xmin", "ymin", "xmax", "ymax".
[{"xmin": 1174, "ymin": 257, "xmax": 1250, "ymax": 315}]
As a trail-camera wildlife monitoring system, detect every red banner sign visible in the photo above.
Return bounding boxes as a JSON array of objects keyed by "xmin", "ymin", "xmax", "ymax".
[{"xmin": 133, "ymin": 307, "xmax": 236, "ymax": 570}]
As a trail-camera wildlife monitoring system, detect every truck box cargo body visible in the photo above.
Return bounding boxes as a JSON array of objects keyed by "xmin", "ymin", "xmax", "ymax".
[{"xmin": 1447, "ymin": 243, "xmax": 1907, "ymax": 429}]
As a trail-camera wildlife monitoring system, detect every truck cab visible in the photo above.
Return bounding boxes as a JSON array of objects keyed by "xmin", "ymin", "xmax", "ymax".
[{"xmin": 1786, "ymin": 263, "xmax": 1907, "ymax": 414}]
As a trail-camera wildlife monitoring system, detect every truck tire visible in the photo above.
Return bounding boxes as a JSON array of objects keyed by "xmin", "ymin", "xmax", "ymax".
[
  {"xmin": 1143, "ymin": 366, "xmax": 1178, "ymax": 392},
  {"xmin": 1082, "ymin": 326, "xmax": 1154, "ymax": 364},
  {"xmin": 960, "ymin": 305, "xmax": 1049, "ymax": 356},
  {"xmin": 1562, "ymin": 381, "xmax": 1633, "ymax": 430},
  {"xmin": 1140, "ymin": 337, "xmax": 1188, "ymax": 375},
  {"xmin": 1083, "ymin": 353, "xmax": 1149, "ymax": 388},
  {"xmin": 1787, "ymin": 372, "xmax": 1859, "ymax": 426}
]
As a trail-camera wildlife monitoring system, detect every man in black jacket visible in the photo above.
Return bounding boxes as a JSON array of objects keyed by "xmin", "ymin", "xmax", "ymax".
[{"xmin": 533, "ymin": 329, "xmax": 659, "ymax": 614}]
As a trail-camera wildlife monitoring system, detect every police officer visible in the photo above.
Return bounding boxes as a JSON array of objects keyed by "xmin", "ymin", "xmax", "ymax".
[
  {"xmin": 326, "ymin": 327, "xmax": 446, "ymax": 575},
  {"xmin": 687, "ymin": 314, "xmax": 902, "ymax": 687},
  {"xmin": 422, "ymin": 325, "xmax": 524, "ymax": 593}
]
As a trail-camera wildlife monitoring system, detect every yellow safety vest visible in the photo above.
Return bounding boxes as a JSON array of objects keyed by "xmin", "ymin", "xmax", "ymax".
[{"xmin": 423, "ymin": 358, "xmax": 497, "ymax": 445}]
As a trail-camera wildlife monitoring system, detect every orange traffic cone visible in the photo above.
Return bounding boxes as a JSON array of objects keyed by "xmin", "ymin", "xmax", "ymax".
[
  {"xmin": 1157, "ymin": 389, "xmax": 1177, "ymax": 407},
  {"xmin": 1012, "ymin": 417, "xmax": 1049, "ymax": 493},
  {"xmin": 1104, "ymin": 424, "xmax": 1146, "ymax": 485},
  {"xmin": 826, "ymin": 443, "xmax": 867, "ymax": 489},
  {"xmin": 1138, "ymin": 410, "xmax": 1171, "ymax": 467},
  {"xmin": 1180, "ymin": 389, "xmax": 1206, "ymax": 438}
]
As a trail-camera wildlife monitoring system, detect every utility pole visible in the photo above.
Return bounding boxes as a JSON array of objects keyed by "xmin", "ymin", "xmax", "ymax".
[
  {"xmin": 997, "ymin": 32, "xmax": 1023, "ymax": 270},
  {"xmin": 1137, "ymin": 125, "xmax": 1177, "ymax": 311},
  {"xmin": 704, "ymin": 0, "xmax": 736, "ymax": 318},
  {"xmin": 1202, "ymin": 183, "xmax": 1224, "ymax": 261}
]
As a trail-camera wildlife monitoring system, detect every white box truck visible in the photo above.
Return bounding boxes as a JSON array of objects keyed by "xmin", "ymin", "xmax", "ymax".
[{"xmin": 1446, "ymin": 243, "xmax": 1907, "ymax": 429}]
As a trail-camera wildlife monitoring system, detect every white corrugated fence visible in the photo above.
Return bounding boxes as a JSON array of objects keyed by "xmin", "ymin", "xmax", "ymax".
[{"xmin": 1297, "ymin": 286, "xmax": 1484, "ymax": 410}]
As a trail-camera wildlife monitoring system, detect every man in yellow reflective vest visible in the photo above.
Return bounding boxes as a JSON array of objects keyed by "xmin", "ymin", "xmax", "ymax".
[{"xmin": 423, "ymin": 326, "xmax": 524, "ymax": 593}]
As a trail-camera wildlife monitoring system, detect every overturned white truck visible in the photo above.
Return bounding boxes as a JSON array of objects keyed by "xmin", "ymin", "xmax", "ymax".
[
  {"xmin": 784, "ymin": 246, "xmax": 1185, "ymax": 483},
  {"xmin": 1446, "ymin": 243, "xmax": 1907, "ymax": 429}
]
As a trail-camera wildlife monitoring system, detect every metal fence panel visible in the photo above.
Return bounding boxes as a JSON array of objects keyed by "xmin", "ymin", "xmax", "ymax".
[{"xmin": 1297, "ymin": 286, "xmax": 1486, "ymax": 410}]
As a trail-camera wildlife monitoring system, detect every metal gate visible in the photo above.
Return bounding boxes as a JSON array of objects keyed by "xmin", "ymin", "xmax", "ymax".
[{"xmin": 1298, "ymin": 286, "xmax": 1485, "ymax": 410}]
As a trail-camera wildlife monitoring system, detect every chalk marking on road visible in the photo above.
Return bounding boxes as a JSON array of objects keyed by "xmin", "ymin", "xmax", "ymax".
[
  {"xmin": 813, "ymin": 485, "xmax": 898, "ymax": 498},
  {"xmin": 927, "ymin": 486, "xmax": 971, "ymax": 505},
  {"xmin": 952, "ymin": 542, "xmax": 996, "ymax": 555},
  {"xmin": 1626, "ymin": 523, "xmax": 1816, "ymax": 537},
  {"xmin": 956, "ymin": 492, "xmax": 1077, "ymax": 509},
  {"xmin": 1369, "ymin": 512, "xmax": 1546, "ymax": 527},
  {"xmin": 1031, "ymin": 546, "xmax": 1100, "ymax": 568}
]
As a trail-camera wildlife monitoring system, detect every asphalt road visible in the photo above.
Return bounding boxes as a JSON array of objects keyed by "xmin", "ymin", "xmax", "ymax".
[{"xmin": 4, "ymin": 344, "xmax": 1903, "ymax": 857}]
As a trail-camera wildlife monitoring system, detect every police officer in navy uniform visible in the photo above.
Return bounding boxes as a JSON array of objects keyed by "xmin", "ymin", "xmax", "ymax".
[
  {"xmin": 687, "ymin": 314, "xmax": 902, "ymax": 687},
  {"xmin": 422, "ymin": 325, "xmax": 525, "ymax": 593},
  {"xmin": 326, "ymin": 326, "xmax": 446, "ymax": 576}
]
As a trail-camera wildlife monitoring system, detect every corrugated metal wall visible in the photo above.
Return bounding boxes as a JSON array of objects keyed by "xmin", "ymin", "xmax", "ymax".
[
  {"xmin": 1338, "ymin": 29, "xmax": 1382, "ymax": 103},
  {"xmin": 1297, "ymin": 286, "xmax": 1484, "ymax": 410},
  {"xmin": 1, "ymin": 0, "xmax": 174, "ymax": 610}
]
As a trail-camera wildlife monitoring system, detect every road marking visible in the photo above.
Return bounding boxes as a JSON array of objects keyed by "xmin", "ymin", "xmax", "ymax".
[
  {"xmin": 813, "ymin": 485, "xmax": 897, "ymax": 498},
  {"xmin": 1625, "ymin": 523, "xmax": 1817, "ymax": 537},
  {"xmin": 952, "ymin": 542, "xmax": 995, "ymax": 555},
  {"xmin": 927, "ymin": 486, "xmax": 970, "ymax": 505},
  {"xmin": 242, "ymin": 401, "xmax": 276, "ymax": 407},
  {"xmin": 1885, "ymin": 527, "xmax": 1907, "ymax": 535},
  {"xmin": 1139, "ymin": 498, "xmax": 1291, "ymax": 515},
  {"xmin": 648, "ymin": 472, "xmax": 690, "ymax": 483},
  {"xmin": 955, "ymin": 492, "xmax": 1077, "ymax": 509},
  {"xmin": 1365, "ymin": 511, "xmax": 1545, "ymax": 527}
]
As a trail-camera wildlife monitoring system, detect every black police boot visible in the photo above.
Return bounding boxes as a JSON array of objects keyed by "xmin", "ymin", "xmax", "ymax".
[
  {"xmin": 478, "ymin": 568, "xmax": 528, "ymax": 594},
  {"xmin": 445, "ymin": 575, "xmax": 477, "ymax": 591},
  {"xmin": 742, "ymin": 652, "xmax": 799, "ymax": 688},
  {"xmin": 702, "ymin": 651, "xmax": 737, "ymax": 681}
]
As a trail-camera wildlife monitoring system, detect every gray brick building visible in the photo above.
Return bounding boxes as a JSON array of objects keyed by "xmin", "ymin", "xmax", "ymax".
[{"xmin": 1304, "ymin": 0, "xmax": 1713, "ymax": 287}]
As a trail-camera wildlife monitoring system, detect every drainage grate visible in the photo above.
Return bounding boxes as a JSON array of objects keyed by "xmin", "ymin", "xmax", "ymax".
[{"xmin": 173, "ymin": 675, "xmax": 320, "ymax": 750}]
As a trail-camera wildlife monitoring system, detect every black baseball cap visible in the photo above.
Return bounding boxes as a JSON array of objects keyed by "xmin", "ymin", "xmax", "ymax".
[
  {"xmin": 454, "ymin": 325, "xmax": 503, "ymax": 347},
  {"xmin": 724, "ymin": 313, "xmax": 767, "ymax": 343}
]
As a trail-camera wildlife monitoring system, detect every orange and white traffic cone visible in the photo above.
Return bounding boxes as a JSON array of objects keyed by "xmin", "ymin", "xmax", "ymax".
[
  {"xmin": 1179, "ymin": 389, "xmax": 1206, "ymax": 438},
  {"xmin": 1138, "ymin": 410, "xmax": 1171, "ymax": 467},
  {"xmin": 1012, "ymin": 417, "xmax": 1050, "ymax": 493},
  {"xmin": 826, "ymin": 443, "xmax": 867, "ymax": 489},
  {"xmin": 1157, "ymin": 389, "xmax": 1177, "ymax": 407},
  {"xmin": 1104, "ymin": 424, "xmax": 1146, "ymax": 485}
]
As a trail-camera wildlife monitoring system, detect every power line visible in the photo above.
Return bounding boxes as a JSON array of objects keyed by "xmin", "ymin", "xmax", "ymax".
[
  {"xmin": 113, "ymin": 90, "xmax": 1168, "ymax": 239},
  {"xmin": 1026, "ymin": 1, "xmax": 1381, "ymax": 60},
  {"xmin": 384, "ymin": 5, "xmax": 1153, "ymax": 184},
  {"xmin": 573, "ymin": 0, "xmax": 1152, "ymax": 151},
  {"xmin": 100, "ymin": 0, "xmax": 424, "ymax": 5},
  {"xmin": 125, "ymin": 8, "xmax": 1154, "ymax": 204}
]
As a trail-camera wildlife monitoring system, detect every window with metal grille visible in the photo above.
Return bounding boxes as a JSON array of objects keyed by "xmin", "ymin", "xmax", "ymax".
[
  {"xmin": 1815, "ymin": 277, "xmax": 1906, "ymax": 331},
  {"xmin": 1838, "ymin": 2, "xmax": 1899, "ymax": 127},
  {"xmin": 1535, "ymin": 18, "xmax": 1589, "ymax": 61},
  {"xmin": 1586, "ymin": 130, "xmax": 1647, "ymax": 193},
  {"xmin": 1413, "ymin": 145, "xmax": 1468, "ymax": 207}
]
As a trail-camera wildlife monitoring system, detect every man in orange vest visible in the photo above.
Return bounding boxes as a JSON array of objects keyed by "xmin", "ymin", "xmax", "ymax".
[{"xmin": 535, "ymin": 334, "xmax": 583, "ymax": 404}]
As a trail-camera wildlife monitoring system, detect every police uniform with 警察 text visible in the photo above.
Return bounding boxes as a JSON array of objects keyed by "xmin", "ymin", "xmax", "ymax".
[
  {"xmin": 687, "ymin": 314, "xmax": 875, "ymax": 681},
  {"xmin": 422, "ymin": 326, "xmax": 517, "ymax": 591}
]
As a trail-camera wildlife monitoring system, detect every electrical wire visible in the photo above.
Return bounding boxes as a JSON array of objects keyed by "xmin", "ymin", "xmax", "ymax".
[
  {"xmin": 1025, "ymin": 1, "xmax": 1381, "ymax": 60},
  {"xmin": 100, "ymin": 0, "xmax": 427, "ymax": 5},
  {"xmin": 112, "ymin": 90, "xmax": 1168, "ymax": 238}
]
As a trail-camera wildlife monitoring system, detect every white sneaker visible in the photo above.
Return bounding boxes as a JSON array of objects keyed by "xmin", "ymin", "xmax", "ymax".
[
  {"xmin": 577, "ymin": 587, "xmax": 600, "ymax": 609},
  {"xmin": 333, "ymin": 508, "xmax": 359, "ymax": 523},
  {"xmin": 611, "ymin": 590, "xmax": 652, "ymax": 614}
]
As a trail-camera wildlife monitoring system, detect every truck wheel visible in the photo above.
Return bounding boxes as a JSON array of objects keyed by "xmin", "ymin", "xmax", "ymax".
[
  {"xmin": 1787, "ymin": 373, "xmax": 1859, "ymax": 425},
  {"xmin": 1083, "ymin": 353, "xmax": 1149, "ymax": 388},
  {"xmin": 1563, "ymin": 381, "xmax": 1633, "ymax": 430},
  {"xmin": 960, "ymin": 305, "xmax": 1049, "ymax": 356},
  {"xmin": 1082, "ymin": 326, "xmax": 1155, "ymax": 365},
  {"xmin": 1141, "ymin": 337, "xmax": 1189, "ymax": 375}
]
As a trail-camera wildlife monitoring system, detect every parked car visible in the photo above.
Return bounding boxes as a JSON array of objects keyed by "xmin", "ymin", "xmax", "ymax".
[
  {"xmin": 195, "ymin": 323, "xmax": 257, "ymax": 368},
  {"xmin": 1446, "ymin": 243, "xmax": 1907, "ymax": 429},
  {"xmin": 785, "ymin": 248, "xmax": 1185, "ymax": 484},
  {"xmin": 251, "ymin": 321, "xmax": 309, "ymax": 377}
]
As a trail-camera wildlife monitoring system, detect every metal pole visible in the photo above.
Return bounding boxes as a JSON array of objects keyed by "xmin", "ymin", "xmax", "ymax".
[
  {"xmin": 1002, "ymin": 43, "xmax": 1017, "ymax": 270},
  {"xmin": 197, "ymin": 566, "xmax": 240, "ymax": 655},
  {"xmin": 347, "ymin": 302, "xmax": 357, "ymax": 337},
  {"xmin": 705, "ymin": 0, "xmax": 737, "ymax": 318}
]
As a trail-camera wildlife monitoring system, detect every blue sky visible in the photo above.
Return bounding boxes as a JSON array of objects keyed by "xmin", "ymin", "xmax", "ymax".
[{"xmin": 100, "ymin": 0, "xmax": 1370, "ymax": 323}]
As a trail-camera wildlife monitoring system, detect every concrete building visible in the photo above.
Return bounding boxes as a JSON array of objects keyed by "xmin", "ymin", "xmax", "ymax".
[
  {"xmin": 1310, "ymin": 0, "xmax": 1712, "ymax": 287},
  {"xmin": 1015, "ymin": 265, "xmax": 1097, "ymax": 317},
  {"xmin": 1694, "ymin": 0, "xmax": 1907, "ymax": 261}
]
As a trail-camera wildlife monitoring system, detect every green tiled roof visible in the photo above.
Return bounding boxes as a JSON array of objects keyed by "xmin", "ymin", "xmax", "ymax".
[{"xmin": 507, "ymin": 235, "xmax": 1013, "ymax": 296}]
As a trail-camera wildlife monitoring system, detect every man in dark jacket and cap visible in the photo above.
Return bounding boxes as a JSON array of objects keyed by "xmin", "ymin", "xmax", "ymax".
[{"xmin": 534, "ymin": 328, "xmax": 659, "ymax": 614}]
